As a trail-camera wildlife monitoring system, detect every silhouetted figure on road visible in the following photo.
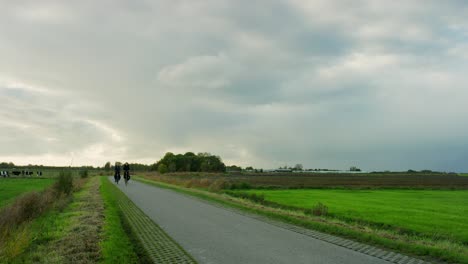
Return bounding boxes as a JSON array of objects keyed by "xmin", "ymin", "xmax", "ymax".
[
  {"xmin": 114, "ymin": 162, "xmax": 121, "ymax": 184},
  {"xmin": 123, "ymin": 162, "xmax": 130, "ymax": 185}
]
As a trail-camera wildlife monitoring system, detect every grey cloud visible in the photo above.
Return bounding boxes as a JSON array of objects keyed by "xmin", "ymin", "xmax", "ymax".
[{"xmin": 1, "ymin": 0, "xmax": 467, "ymax": 171}]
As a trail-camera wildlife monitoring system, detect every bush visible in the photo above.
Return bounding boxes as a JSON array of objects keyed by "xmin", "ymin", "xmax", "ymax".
[
  {"xmin": 54, "ymin": 171, "xmax": 74, "ymax": 196},
  {"xmin": 158, "ymin": 164, "xmax": 168, "ymax": 174},
  {"xmin": 79, "ymin": 170, "xmax": 89, "ymax": 178},
  {"xmin": 249, "ymin": 193, "xmax": 265, "ymax": 203},
  {"xmin": 239, "ymin": 182, "xmax": 251, "ymax": 189},
  {"xmin": 208, "ymin": 180, "xmax": 229, "ymax": 192},
  {"xmin": 305, "ymin": 202, "xmax": 328, "ymax": 216},
  {"xmin": 0, "ymin": 189, "xmax": 54, "ymax": 233}
]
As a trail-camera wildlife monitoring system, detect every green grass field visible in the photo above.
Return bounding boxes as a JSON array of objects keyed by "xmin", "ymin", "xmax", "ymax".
[
  {"xmin": 240, "ymin": 189, "xmax": 468, "ymax": 244},
  {"xmin": 0, "ymin": 178, "xmax": 55, "ymax": 208}
]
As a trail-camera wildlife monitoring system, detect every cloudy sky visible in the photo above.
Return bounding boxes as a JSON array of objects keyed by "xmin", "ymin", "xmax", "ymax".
[{"xmin": 1, "ymin": 1, "xmax": 467, "ymax": 171}]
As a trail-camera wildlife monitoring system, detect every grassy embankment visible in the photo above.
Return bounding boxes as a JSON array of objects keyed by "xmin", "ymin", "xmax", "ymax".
[
  {"xmin": 0, "ymin": 172, "xmax": 85, "ymax": 262},
  {"xmin": 11, "ymin": 176, "xmax": 104, "ymax": 263},
  {"xmin": 0, "ymin": 178, "xmax": 55, "ymax": 208},
  {"xmin": 1, "ymin": 175, "xmax": 142, "ymax": 263},
  {"xmin": 136, "ymin": 175, "xmax": 468, "ymax": 263}
]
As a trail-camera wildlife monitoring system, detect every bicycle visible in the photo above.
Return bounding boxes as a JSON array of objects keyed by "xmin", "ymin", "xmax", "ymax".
[
  {"xmin": 114, "ymin": 172, "xmax": 121, "ymax": 184},
  {"xmin": 124, "ymin": 171, "xmax": 130, "ymax": 186}
]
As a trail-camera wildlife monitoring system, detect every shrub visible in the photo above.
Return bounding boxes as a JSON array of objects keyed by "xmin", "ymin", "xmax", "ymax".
[
  {"xmin": 305, "ymin": 202, "xmax": 328, "ymax": 216},
  {"xmin": 239, "ymin": 182, "xmax": 251, "ymax": 189},
  {"xmin": 54, "ymin": 171, "xmax": 74, "ymax": 196},
  {"xmin": 199, "ymin": 178, "xmax": 211, "ymax": 188},
  {"xmin": 158, "ymin": 164, "xmax": 168, "ymax": 174},
  {"xmin": 79, "ymin": 170, "xmax": 89, "ymax": 178},
  {"xmin": 0, "ymin": 189, "xmax": 55, "ymax": 233},
  {"xmin": 208, "ymin": 180, "xmax": 229, "ymax": 192},
  {"xmin": 249, "ymin": 193, "xmax": 265, "ymax": 203}
]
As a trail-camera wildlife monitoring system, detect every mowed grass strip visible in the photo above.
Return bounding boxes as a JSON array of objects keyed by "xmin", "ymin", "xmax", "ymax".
[
  {"xmin": 240, "ymin": 189, "xmax": 468, "ymax": 244},
  {"xmin": 0, "ymin": 178, "xmax": 55, "ymax": 208},
  {"xmin": 100, "ymin": 176, "xmax": 142, "ymax": 264}
]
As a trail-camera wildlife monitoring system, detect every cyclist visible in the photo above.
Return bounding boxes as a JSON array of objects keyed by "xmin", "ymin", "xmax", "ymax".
[
  {"xmin": 123, "ymin": 162, "xmax": 130, "ymax": 185},
  {"xmin": 114, "ymin": 162, "xmax": 121, "ymax": 184}
]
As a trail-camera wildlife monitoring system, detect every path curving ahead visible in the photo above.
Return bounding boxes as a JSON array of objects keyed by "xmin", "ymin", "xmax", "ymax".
[{"xmin": 111, "ymin": 177, "xmax": 394, "ymax": 264}]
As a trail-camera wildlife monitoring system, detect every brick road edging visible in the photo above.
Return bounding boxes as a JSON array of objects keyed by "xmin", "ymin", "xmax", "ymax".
[{"xmin": 110, "ymin": 183, "xmax": 197, "ymax": 264}]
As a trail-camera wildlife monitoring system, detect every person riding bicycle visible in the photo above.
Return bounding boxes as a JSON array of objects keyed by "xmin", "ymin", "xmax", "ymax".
[
  {"xmin": 114, "ymin": 162, "xmax": 121, "ymax": 184},
  {"xmin": 123, "ymin": 162, "xmax": 130, "ymax": 183}
]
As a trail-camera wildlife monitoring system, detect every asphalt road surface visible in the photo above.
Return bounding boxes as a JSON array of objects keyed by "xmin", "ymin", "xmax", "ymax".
[{"xmin": 111, "ymin": 178, "xmax": 390, "ymax": 264}]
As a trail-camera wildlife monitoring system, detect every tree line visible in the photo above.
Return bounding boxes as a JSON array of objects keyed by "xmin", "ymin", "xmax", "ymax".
[
  {"xmin": 155, "ymin": 152, "xmax": 226, "ymax": 174},
  {"xmin": 103, "ymin": 152, "xmax": 226, "ymax": 174}
]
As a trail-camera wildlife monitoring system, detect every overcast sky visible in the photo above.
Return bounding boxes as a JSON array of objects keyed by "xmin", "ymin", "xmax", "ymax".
[{"xmin": 1, "ymin": 1, "xmax": 467, "ymax": 171}]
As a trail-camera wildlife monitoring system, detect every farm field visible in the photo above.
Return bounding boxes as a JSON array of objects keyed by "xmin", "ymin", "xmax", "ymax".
[
  {"xmin": 0, "ymin": 178, "xmax": 55, "ymax": 208},
  {"xmin": 142, "ymin": 171, "xmax": 468, "ymax": 189},
  {"xmin": 238, "ymin": 189, "xmax": 468, "ymax": 244}
]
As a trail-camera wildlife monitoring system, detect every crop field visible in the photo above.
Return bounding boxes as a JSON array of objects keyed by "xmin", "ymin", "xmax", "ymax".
[
  {"xmin": 238, "ymin": 189, "xmax": 468, "ymax": 244},
  {"xmin": 0, "ymin": 178, "xmax": 55, "ymax": 208},
  {"xmin": 228, "ymin": 173, "xmax": 468, "ymax": 188},
  {"xmin": 142, "ymin": 171, "xmax": 468, "ymax": 189}
]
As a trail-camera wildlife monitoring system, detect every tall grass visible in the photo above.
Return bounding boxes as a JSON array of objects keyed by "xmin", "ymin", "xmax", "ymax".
[
  {"xmin": 79, "ymin": 170, "xmax": 89, "ymax": 179},
  {"xmin": 140, "ymin": 174, "xmax": 255, "ymax": 192},
  {"xmin": 0, "ymin": 171, "xmax": 84, "ymax": 261},
  {"xmin": 54, "ymin": 171, "xmax": 74, "ymax": 195}
]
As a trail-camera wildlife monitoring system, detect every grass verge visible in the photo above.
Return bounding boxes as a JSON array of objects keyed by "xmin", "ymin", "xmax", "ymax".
[
  {"xmin": 100, "ymin": 176, "xmax": 142, "ymax": 263},
  {"xmin": 135, "ymin": 176, "xmax": 466, "ymax": 263},
  {"xmin": 7, "ymin": 177, "xmax": 101, "ymax": 263},
  {"xmin": 0, "ymin": 174, "xmax": 87, "ymax": 262}
]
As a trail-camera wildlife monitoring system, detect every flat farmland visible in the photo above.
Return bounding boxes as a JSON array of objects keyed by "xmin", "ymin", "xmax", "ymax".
[
  {"xmin": 0, "ymin": 178, "xmax": 55, "ymax": 208},
  {"xmin": 229, "ymin": 173, "xmax": 468, "ymax": 189},
  {"xmin": 144, "ymin": 172, "xmax": 468, "ymax": 189},
  {"xmin": 239, "ymin": 189, "xmax": 468, "ymax": 244}
]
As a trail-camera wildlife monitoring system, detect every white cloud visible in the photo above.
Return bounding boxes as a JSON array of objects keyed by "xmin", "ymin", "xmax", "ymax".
[
  {"xmin": 8, "ymin": 2, "xmax": 74, "ymax": 24},
  {"xmin": 157, "ymin": 53, "xmax": 232, "ymax": 90}
]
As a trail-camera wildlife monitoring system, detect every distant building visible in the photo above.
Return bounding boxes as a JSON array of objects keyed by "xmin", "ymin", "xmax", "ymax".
[{"xmin": 274, "ymin": 168, "xmax": 293, "ymax": 173}]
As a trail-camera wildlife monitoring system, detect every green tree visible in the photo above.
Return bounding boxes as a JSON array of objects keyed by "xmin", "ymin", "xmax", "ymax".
[
  {"xmin": 294, "ymin": 164, "xmax": 303, "ymax": 171},
  {"xmin": 154, "ymin": 151, "xmax": 226, "ymax": 173},
  {"xmin": 158, "ymin": 164, "xmax": 168, "ymax": 174},
  {"xmin": 104, "ymin": 162, "xmax": 111, "ymax": 171},
  {"xmin": 168, "ymin": 162, "xmax": 176, "ymax": 172}
]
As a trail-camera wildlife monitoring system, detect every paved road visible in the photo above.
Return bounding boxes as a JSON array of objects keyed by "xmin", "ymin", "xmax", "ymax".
[{"xmin": 112, "ymin": 178, "xmax": 390, "ymax": 264}]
